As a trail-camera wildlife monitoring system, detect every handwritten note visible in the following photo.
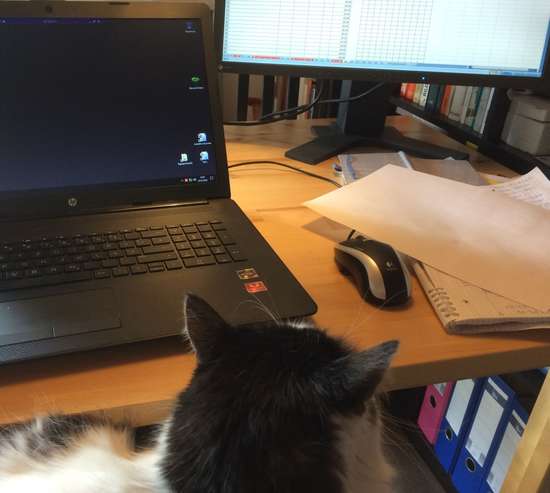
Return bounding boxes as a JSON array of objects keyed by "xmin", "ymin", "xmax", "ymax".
[{"xmin": 487, "ymin": 168, "xmax": 550, "ymax": 209}]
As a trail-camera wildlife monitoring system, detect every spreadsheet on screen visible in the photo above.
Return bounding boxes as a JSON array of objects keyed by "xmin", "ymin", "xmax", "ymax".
[{"xmin": 222, "ymin": 0, "xmax": 550, "ymax": 78}]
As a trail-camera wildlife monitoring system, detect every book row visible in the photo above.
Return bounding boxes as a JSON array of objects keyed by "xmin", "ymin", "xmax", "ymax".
[{"xmin": 400, "ymin": 83, "xmax": 495, "ymax": 135}]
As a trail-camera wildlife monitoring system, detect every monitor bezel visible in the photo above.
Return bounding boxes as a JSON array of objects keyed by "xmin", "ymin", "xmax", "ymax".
[
  {"xmin": 215, "ymin": 0, "xmax": 550, "ymax": 91},
  {"xmin": 0, "ymin": 1, "xmax": 230, "ymax": 220}
]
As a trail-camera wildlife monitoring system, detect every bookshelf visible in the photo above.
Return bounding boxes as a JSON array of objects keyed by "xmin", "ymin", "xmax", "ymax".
[
  {"xmin": 390, "ymin": 86, "xmax": 549, "ymax": 178},
  {"xmin": 390, "ymin": 369, "xmax": 547, "ymax": 493},
  {"xmin": 231, "ymin": 77, "xmax": 548, "ymax": 177}
]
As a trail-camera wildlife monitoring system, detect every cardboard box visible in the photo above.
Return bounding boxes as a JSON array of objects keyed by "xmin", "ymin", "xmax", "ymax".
[{"xmin": 502, "ymin": 95, "xmax": 550, "ymax": 155}]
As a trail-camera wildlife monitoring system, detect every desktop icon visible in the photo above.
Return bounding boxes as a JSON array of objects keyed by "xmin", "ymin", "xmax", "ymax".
[
  {"xmin": 190, "ymin": 76, "xmax": 202, "ymax": 87},
  {"xmin": 197, "ymin": 132, "xmax": 207, "ymax": 143},
  {"xmin": 178, "ymin": 153, "xmax": 190, "ymax": 166},
  {"xmin": 199, "ymin": 151, "xmax": 209, "ymax": 162}
]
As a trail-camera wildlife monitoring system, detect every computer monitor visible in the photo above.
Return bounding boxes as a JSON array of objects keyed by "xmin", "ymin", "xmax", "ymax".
[{"xmin": 216, "ymin": 0, "xmax": 550, "ymax": 163}]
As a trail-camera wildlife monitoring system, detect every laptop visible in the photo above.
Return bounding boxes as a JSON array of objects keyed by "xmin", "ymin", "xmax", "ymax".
[{"xmin": 0, "ymin": 2, "xmax": 317, "ymax": 364}]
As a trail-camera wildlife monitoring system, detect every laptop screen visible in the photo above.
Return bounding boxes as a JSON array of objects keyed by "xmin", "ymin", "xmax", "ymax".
[{"xmin": 0, "ymin": 17, "xmax": 218, "ymax": 193}]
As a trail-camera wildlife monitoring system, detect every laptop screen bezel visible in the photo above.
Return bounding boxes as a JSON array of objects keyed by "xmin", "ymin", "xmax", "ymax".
[{"xmin": 0, "ymin": 2, "xmax": 230, "ymax": 219}]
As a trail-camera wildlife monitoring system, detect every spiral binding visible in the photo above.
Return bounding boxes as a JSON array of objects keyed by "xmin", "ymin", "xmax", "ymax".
[{"xmin": 428, "ymin": 288, "xmax": 460, "ymax": 319}]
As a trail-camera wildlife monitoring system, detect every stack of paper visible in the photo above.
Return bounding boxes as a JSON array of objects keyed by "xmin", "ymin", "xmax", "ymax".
[
  {"xmin": 305, "ymin": 165, "xmax": 550, "ymax": 334},
  {"xmin": 339, "ymin": 152, "xmax": 412, "ymax": 185}
]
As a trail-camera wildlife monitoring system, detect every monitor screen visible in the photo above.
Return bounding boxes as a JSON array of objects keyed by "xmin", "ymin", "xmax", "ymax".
[
  {"xmin": 0, "ymin": 17, "xmax": 217, "ymax": 194},
  {"xmin": 220, "ymin": 0, "xmax": 550, "ymax": 84}
]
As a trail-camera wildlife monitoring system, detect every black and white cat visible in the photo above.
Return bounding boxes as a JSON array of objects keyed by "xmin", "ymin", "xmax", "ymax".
[{"xmin": 0, "ymin": 295, "xmax": 398, "ymax": 493}]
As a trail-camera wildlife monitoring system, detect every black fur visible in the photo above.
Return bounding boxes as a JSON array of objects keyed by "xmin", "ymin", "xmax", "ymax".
[{"xmin": 161, "ymin": 295, "xmax": 398, "ymax": 493}]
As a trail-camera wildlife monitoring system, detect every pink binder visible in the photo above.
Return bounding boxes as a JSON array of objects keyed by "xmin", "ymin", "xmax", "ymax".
[{"xmin": 418, "ymin": 382, "xmax": 455, "ymax": 444}]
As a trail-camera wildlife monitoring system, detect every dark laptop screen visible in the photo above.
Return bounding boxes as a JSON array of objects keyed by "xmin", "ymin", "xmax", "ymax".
[{"xmin": 0, "ymin": 18, "xmax": 218, "ymax": 193}]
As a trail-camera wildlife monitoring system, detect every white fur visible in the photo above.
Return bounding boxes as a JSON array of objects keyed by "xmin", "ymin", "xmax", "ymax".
[
  {"xmin": 1, "ymin": 310, "xmax": 391, "ymax": 493},
  {"xmin": 0, "ymin": 425, "xmax": 169, "ymax": 493},
  {"xmin": 181, "ymin": 298, "xmax": 197, "ymax": 355},
  {"xmin": 0, "ymin": 408, "xmax": 392, "ymax": 493},
  {"xmin": 288, "ymin": 318, "xmax": 315, "ymax": 330},
  {"xmin": 334, "ymin": 406, "xmax": 395, "ymax": 493}
]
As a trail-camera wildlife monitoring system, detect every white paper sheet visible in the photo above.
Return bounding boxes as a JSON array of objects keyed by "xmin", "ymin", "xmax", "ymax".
[
  {"xmin": 485, "ymin": 167, "xmax": 550, "ymax": 209},
  {"xmin": 304, "ymin": 165, "xmax": 550, "ymax": 311}
]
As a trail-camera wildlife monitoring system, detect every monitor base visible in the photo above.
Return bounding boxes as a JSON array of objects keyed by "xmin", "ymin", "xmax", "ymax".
[
  {"xmin": 284, "ymin": 81, "xmax": 469, "ymax": 165},
  {"xmin": 284, "ymin": 123, "xmax": 470, "ymax": 165}
]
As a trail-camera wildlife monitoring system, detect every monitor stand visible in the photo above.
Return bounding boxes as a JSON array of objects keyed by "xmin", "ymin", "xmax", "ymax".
[{"xmin": 284, "ymin": 81, "xmax": 470, "ymax": 165}]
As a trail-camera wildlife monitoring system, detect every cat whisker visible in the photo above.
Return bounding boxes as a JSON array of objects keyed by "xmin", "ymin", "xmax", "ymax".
[
  {"xmin": 342, "ymin": 289, "xmax": 409, "ymax": 343},
  {"xmin": 254, "ymin": 292, "xmax": 286, "ymax": 326},
  {"xmin": 380, "ymin": 416, "xmax": 433, "ymax": 477},
  {"xmin": 231, "ymin": 296, "xmax": 281, "ymax": 324}
]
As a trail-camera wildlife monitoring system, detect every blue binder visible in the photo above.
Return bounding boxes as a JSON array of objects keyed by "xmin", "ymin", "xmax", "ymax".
[
  {"xmin": 451, "ymin": 376, "xmax": 515, "ymax": 493},
  {"xmin": 480, "ymin": 402, "xmax": 529, "ymax": 493},
  {"xmin": 434, "ymin": 378, "xmax": 485, "ymax": 473}
]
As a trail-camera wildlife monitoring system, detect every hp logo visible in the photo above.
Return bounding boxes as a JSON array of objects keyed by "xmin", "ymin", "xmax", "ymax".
[{"xmin": 67, "ymin": 197, "xmax": 78, "ymax": 208}]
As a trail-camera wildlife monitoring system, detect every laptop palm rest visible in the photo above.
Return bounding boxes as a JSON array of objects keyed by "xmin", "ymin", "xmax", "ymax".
[{"xmin": 0, "ymin": 289, "xmax": 120, "ymax": 346}]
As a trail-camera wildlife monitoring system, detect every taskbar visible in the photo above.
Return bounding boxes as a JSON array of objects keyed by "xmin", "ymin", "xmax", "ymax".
[{"xmin": 180, "ymin": 174, "xmax": 215, "ymax": 185}]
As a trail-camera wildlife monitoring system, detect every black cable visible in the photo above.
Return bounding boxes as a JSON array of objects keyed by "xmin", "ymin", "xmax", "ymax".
[
  {"xmin": 316, "ymin": 81, "xmax": 385, "ymax": 105},
  {"xmin": 224, "ymin": 81, "xmax": 386, "ymax": 127},
  {"xmin": 224, "ymin": 81, "xmax": 325, "ymax": 127},
  {"xmin": 227, "ymin": 159, "xmax": 342, "ymax": 188},
  {"xmin": 259, "ymin": 80, "xmax": 325, "ymax": 121},
  {"xmin": 229, "ymin": 159, "xmax": 357, "ymax": 241}
]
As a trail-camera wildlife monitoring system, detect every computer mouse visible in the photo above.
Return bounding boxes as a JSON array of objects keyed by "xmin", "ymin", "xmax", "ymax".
[{"xmin": 334, "ymin": 236, "xmax": 411, "ymax": 306}]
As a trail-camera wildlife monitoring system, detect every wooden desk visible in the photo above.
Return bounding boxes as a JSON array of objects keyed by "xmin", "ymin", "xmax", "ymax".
[{"xmin": 1, "ymin": 117, "xmax": 549, "ymax": 431}]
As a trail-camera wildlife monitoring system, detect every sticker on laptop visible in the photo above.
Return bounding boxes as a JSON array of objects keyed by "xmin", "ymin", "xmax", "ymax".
[
  {"xmin": 237, "ymin": 268, "xmax": 259, "ymax": 280},
  {"xmin": 244, "ymin": 281, "xmax": 268, "ymax": 293}
]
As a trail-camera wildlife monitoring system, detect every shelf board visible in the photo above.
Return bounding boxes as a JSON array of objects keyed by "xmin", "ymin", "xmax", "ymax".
[
  {"xmin": 391, "ymin": 96, "xmax": 544, "ymax": 175},
  {"xmin": 479, "ymin": 140, "xmax": 543, "ymax": 176},
  {"xmin": 390, "ymin": 96, "xmax": 482, "ymax": 144}
]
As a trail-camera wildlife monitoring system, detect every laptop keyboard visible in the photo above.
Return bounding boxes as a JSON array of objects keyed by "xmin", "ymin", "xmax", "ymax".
[{"xmin": 0, "ymin": 220, "xmax": 247, "ymax": 291}]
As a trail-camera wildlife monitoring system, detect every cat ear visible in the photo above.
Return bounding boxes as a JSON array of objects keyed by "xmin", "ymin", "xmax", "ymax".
[
  {"xmin": 332, "ymin": 340, "xmax": 399, "ymax": 402},
  {"xmin": 183, "ymin": 294, "xmax": 229, "ymax": 363}
]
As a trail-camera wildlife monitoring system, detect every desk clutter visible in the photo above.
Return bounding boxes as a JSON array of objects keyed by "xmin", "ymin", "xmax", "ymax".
[
  {"xmin": 416, "ymin": 369, "xmax": 546, "ymax": 493},
  {"xmin": 306, "ymin": 152, "xmax": 550, "ymax": 334}
]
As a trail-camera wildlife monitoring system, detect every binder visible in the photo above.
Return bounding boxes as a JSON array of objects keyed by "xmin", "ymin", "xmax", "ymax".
[
  {"xmin": 418, "ymin": 381, "xmax": 454, "ymax": 444},
  {"xmin": 451, "ymin": 376, "xmax": 515, "ymax": 493},
  {"xmin": 434, "ymin": 378, "xmax": 485, "ymax": 472},
  {"xmin": 481, "ymin": 402, "xmax": 528, "ymax": 493}
]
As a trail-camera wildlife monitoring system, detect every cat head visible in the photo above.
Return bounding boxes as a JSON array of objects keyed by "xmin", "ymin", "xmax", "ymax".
[
  {"xmin": 182, "ymin": 294, "xmax": 398, "ymax": 415},
  {"xmin": 162, "ymin": 294, "xmax": 398, "ymax": 493}
]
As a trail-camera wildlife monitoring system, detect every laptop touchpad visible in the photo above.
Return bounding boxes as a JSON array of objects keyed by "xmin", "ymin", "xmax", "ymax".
[{"xmin": 0, "ymin": 289, "xmax": 120, "ymax": 346}]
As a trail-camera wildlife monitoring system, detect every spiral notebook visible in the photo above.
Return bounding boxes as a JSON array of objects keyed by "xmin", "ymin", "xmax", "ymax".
[
  {"xmin": 414, "ymin": 262, "xmax": 550, "ymax": 334},
  {"xmin": 339, "ymin": 151, "xmax": 412, "ymax": 184},
  {"xmin": 413, "ymin": 167, "xmax": 550, "ymax": 334}
]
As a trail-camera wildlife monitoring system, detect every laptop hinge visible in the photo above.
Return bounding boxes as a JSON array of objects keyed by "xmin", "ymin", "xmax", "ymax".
[
  {"xmin": 109, "ymin": 199, "xmax": 209, "ymax": 214},
  {"xmin": 61, "ymin": 199, "xmax": 209, "ymax": 219},
  {"xmin": 0, "ymin": 199, "xmax": 210, "ymax": 223}
]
